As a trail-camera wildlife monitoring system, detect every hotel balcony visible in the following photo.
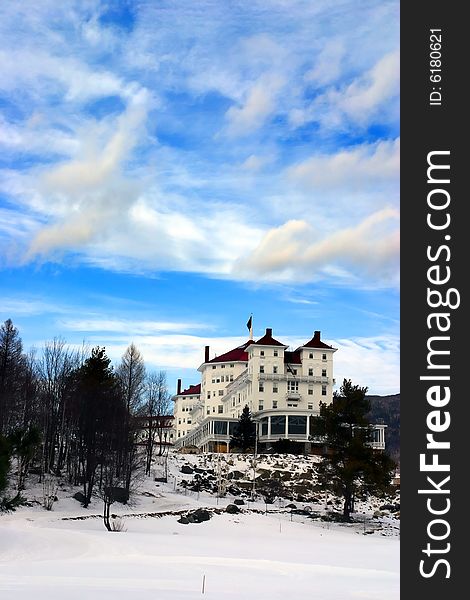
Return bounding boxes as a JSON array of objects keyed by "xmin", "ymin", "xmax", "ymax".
[{"xmin": 258, "ymin": 373, "xmax": 331, "ymax": 384}]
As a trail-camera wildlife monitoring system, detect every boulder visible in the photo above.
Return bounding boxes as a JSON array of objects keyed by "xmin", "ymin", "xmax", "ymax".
[
  {"xmin": 73, "ymin": 491, "xmax": 86, "ymax": 504},
  {"xmin": 226, "ymin": 504, "xmax": 240, "ymax": 514},
  {"xmin": 181, "ymin": 465, "xmax": 194, "ymax": 475}
]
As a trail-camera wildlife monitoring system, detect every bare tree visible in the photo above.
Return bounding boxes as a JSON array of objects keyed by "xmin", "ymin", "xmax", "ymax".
[
  {"xmin": 37, "ymin": 338, "xmax": 82, "ymax": 476},
  {"xmin": 116, "ymin": 343, "xmax": 146, "ymax": 493},
  {"xmin": 141, "ymin": 371, "xmax": 172, "ymax": 476}
]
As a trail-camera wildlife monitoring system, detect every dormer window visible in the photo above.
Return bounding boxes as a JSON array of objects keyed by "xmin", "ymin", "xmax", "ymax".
[
  {"xmin": 260, "ymin": 350, "xmax": 265, "ymax": 357},
  {"xmin": 274, "ymin": 350, "xmax": 278, "ymax": 357},
  {"xmin": 309, "ymin": 353, "xmax": 314, "ymax": 359}
]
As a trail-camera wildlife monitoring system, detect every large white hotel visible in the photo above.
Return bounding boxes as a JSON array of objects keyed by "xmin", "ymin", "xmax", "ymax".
[{"xmin": 172, "ymin": 327, "xmax": 385, "ymax": 453}]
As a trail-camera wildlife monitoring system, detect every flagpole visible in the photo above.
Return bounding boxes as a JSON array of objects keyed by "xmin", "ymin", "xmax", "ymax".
[{"xmin": 247, "ymin": 314, "xmax": 253, "ymax": 340}]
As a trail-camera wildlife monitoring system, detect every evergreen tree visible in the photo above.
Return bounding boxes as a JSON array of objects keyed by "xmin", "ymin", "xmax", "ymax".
[
  {"xmin": 311, "ymin": 378, "xmax": 395, "ymax": 521},
  {"xmin": 230, "ymin": 405, "xmax": 256, "ymax": 452},
  {"xmin": 0, "ymin": 319, "xmax": 26, "ymax": 435},
  {"xmin": 0, "ymin": 434, "xmax": 11, "ymax": 495},
  {"xmin": 70, "ymin": 347, "xmax": 128, "ymax": 507}
]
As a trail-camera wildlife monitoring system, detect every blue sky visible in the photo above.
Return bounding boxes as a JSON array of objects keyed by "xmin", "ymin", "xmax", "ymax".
[{"xmin": 0, "ymin": 0, "xmax": 399, "ymax": 395}]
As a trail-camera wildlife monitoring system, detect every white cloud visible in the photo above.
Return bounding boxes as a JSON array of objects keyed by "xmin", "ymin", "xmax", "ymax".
[
  {"xmin": 287, "ymin": 138, "xmax": 399, "ymax": 189},
  {"xmin": 225, "ymin": 74, "xmax": 285, "ymax": 136},
  {"xmin": 26, "ymin": 91, "xmax": 150, "ymax": 258},
  {"xmin": 59, "ymin": 318, "xmax": 210, "ymax": 334},
  {"xmin": 234, "ymin": 208, "xmax": 399, "ymax": 286},
  {"xmin": 332, "ymin": 334, "xmax": 400, "ymax": 395}
]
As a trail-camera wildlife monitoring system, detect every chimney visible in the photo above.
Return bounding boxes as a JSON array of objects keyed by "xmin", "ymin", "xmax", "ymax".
[
  {"xmin": 205, "ymin": 345, "xmax": 210, "ymax": 362},
  {"xmin": 266, "ymin": 328, "xmax": 272, "ymax": 337},
  {"xmin": 314, "ymin": 330, "xmax": 321, "ymax": 341},
  {"xmin": 177, "ymin": 378, "xmax": 182, "ymax": 395}
]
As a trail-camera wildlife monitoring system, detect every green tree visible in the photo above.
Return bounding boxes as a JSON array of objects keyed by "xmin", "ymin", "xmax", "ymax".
[
  {"xmin": 311, "ymin": 379, "xmax": 395, "ymax": 521},
  {"xmin": 71, "ymin": 347, "xmax": 128, "ymax": 507},
  {"xmin": 230, "ymin": 405, "xmax": 256, "ymax": 452},
  {"xmin": 9, "ymin": 426, "xmax": 41, "ymax": 490},
  {"xmin": 0, "ymin": 434, "xmax": 11, "ymax": 495},
  {"xmin": 0, "ymin": 319, "xmax": 26, "ymax": 435}
]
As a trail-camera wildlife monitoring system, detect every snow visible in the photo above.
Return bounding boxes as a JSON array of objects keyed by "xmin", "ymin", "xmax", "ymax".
[{"xmin": 0, "ymin": 453, "xmax": 399, "ymax": 599}]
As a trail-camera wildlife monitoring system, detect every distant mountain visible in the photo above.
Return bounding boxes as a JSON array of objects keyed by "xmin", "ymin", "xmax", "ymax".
[{"xmin": 366, "ymin": 394, "xmax": 400, "ymax": 464}]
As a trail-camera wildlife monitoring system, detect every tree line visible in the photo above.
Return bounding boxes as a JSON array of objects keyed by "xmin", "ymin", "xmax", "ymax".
[{"xmin": 0, "ymin": 319, "xmax": 172, "ymax": 517}]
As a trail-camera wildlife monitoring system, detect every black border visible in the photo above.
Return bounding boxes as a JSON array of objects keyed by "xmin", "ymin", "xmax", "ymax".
[{"xmin": 401, "ymin": 3, "xmax": 466, "ymax": 595}]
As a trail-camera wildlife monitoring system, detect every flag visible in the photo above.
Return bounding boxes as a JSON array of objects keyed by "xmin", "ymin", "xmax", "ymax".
[
  {"xmin": 286, "ymin": 363, "xmax": 295, "ymax": 376},
  {"xmin": 246, "ymin": 316, "xmax": 252, "ymax": 331}
]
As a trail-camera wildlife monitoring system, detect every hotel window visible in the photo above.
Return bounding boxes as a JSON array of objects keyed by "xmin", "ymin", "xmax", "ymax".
[
  {"xmin": 322, "ymin": 353, "xmax": 327, "ymax": 360},
  {"xmin": 288, "ymin": 415, "xmax": 307, "ymax": 435},
  {"xmin": 274, "ymin": 350, "xmax": 278, "ymax": 357},
  {"xmin": 308, "ymin": 403, "xmax": 313, "ymax": 410},
  {"xmin": 212, "ymin": 379, "xmax": 215, "ymax": 383},
  {"xmin": 309, "ymin": 352, "xmax": 314, "ymax": 359},
  {"xmin": 221, "ymin": 375, "xmax": 224, "ymax": 382},
  {"xmin": 218, "ymin": 405, "xmax": 223, "ymax": 414},
  {"xmin": 230, "ymin": 375, "xmax": 234, "ymax": 382},
  {"xmin": 308, "ymin": 388, "xmax": 313, "ymax": 395},
  {"xmin": 273, "ymin": 385, "xmax": 278, "ymax": 393},
  {"xmin": 207, "ymin": 409, "xmax": 210, "ymax": 414},
  {"xmin": 178, "ymin": 419, "xmax": 181, "ymax": 425},
  {"xmin": 219, "ymin": 390, "xmax": 224, "ymax": 396},
  {"xmin": 216, "ymin": 378, "xmax": 220, "ymax": 383},
  {"xmin": 322, "ymin": 385, "xmax": 327, "ymax": 396},
  {"xmin": 308, "ymin": 368, "xmax": 313, "ymax": 376},
  {"xmin": 271, "ymin": 415, "xmax": 286, "ymax": 436},
  {"xmin": 273, "ymin": 366, "xmax": 278, "ymax": 374},
  {"xmin": 230, "ymin": 363, "xmax": 234, "ymax": 367},
  {"xmin": 188, "ymin": 419, "xmax": 192, "ymax": 424},
  {"xmin": 212, "ymin": 407, "xmax": 216, "ymax": 413},
  {"xmin": 260, "ymin": 350, "xmax": 265, "ymax": 356},
  {"xmin": 258, "ymin": 404, "xmax": 263, "ymax": 411},
  {"xmin": 212, "ymin": 365, "xmax": 216, "ymax": 369},
  {"xmin": 288, "ymin": 380, "xmax": 299, "ymax": 393},
  {"xmin": 272, "ymin": 400, "xmax": 278, "ymax": 409},
  {"xmin": 322, "ymin": 369, "xmax": 327, "ymax": 377},
  {"xmin": 259, "ymin": 383, "xmax": 264, "ymax": 392},
  {"xmin": 260, "ymin": 365, "xmax": 264, "ymax": 373},
  {"xmin": 221, "ymin": 364, "xmax": 225, "ymax": 368},
  {"xmin": 178, "ymin": 432, "xmax": 181, "ymax": 438}
]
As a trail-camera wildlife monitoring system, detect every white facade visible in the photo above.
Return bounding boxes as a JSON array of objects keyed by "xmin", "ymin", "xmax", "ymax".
[{"xmin": 173, "ymin": 328, "xmax": 344, "ymax": 452}]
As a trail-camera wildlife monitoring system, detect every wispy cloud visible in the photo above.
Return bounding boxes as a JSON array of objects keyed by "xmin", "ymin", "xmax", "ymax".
[{"xmin": 234, "ymin": 208, "xmax": 399, "ymax": 286}]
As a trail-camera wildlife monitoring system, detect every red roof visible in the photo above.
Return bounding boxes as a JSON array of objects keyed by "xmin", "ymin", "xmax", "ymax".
[
  {"xmin": 255, "ymin": 328, "xmax": 286, "ymax": 347},
  {"xmin": 180, "ymin": 383, "xmax": 201, "ymax": 396},
  {"xmin": 300, "ymin": 330, "xmax": 334, "ymax": 350},
  {"xmin": 206, "ymin": 340, "xmax": 255, "ymax": 364}
]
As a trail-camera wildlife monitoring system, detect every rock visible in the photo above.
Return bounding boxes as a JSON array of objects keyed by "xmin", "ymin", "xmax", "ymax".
[
  {"xmin": 181, "ymin": 465, "xmax": 194, "ymax": 474},
  {"xmin": 178, "ymin": 516, "xmax": 190, "ymax": 524},
  {"xmin": 73, "ymin": 491, "xmax": 86, "ymax": 504},
  {"xmin": 233, "ymin": 498, "xmax": 245, "ymax": 505},
  {"xmin": 190, "ymin": 508, "xmax": 212, "ymax": 523},
  {"xmin": 226, "ymin": 504, "xmax": 240, "ymax": 514},
  {"xmin": 286, "ymin": 503, "xmax": 297, "ymax": 509},
  {"xmin": 227, "ymin": 470, "xmax": 244, "ymax": 480}
]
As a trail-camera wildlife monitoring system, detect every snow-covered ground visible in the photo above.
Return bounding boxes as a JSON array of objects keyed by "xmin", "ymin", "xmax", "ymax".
[{"xmin": 0, "ymin": 452, "xmax": 399, "ymax": 599}]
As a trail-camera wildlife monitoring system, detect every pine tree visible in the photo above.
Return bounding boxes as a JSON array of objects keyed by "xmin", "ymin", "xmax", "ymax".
[
  {"xmin": 311, "ymin": 378, "xmax": 395, "ymax": 521},
  {"xmin": 230, "ymin": 405, "xmax": 256, "ymax": 452}
]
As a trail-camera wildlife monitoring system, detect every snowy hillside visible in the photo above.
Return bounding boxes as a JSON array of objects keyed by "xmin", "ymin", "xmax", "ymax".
[{"xmin": 0, "ymin": 452, "xmax": 399, "ymax": 599}]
